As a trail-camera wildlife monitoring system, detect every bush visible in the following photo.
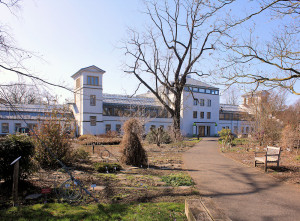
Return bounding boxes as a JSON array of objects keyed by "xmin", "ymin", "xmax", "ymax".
[
  {"xmin": 146, "ymin": 127, "xmax": 171, "ymax": 146},
  {"xmin": 120, "ymin": 118, "xmax": 148, "ymax": 166},
  {"xmin": 0, "ymin": 135, "xmax": 36, "ymax": 181},
  {"xmin": 161, "ymin": 173, "xmax": 194, "ymax": 187},
  {"xmin": 32, "ymin": 112, "xmax": 74, "ymax": 170},
  {"xmin": 218, "ymin": 129, "xmax": 234, "ymax": 146},
  {"xmin": 94, "ymin": 162, "xmax": 121, "ymax": 173},
  {"xmin": 72, "ymin": 148, "xmax": 89, "ymax": 161}
]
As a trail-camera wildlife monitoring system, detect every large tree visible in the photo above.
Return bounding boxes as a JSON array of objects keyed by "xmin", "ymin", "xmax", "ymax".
[{"xmin": 123, "ymin": 0, "xmax": 235, "ymax": 133}]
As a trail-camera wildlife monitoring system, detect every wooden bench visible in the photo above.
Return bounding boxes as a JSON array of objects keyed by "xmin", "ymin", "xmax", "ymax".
[{"xmin": 255, "ymin": 146, "xmax": 281, "ymax": 172}]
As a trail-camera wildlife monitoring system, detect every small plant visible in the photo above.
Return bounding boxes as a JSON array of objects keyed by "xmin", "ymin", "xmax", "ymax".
[
  {"xmin": 296, "ymin": 155, "xmax": 300, "ymax": 161},
  {"xmin": 94, "ymin": 162, "xmax": 121, "ymax": 173},
  {"xmin": 161, "ymin": 173, "xmax": 194, "ymax": 187}
]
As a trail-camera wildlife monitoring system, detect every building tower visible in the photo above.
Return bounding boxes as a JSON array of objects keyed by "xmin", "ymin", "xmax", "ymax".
[{"xmin": 71, "ymin": 65, "xmax": 105, "ymax": 135}]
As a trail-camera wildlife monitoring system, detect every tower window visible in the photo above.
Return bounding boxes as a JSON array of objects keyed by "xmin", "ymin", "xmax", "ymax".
[
  {"xmin": 76, "ymin": 78, "xmax": 81, "ymax": 88},
  {"xmin": 87, "ymin": 76, "xmax": 99, "ymax": 86},
  {"xmin": 90, "ymin": 95, "xmax": 96, "ymax": 106},
  {"xmin": 90, "ymin": 116, "xmax": 96, "ymax": 126}
]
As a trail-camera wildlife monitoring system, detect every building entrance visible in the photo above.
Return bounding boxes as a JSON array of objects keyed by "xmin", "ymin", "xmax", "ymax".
[{"xmin": 198, "ymin": 126, "xmax": 205, "ymax": 137}]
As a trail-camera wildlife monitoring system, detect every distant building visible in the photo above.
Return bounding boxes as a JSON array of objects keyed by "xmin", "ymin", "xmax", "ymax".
[{"xmin": 0, "ymin": 65, "xmax": 254, "ymax": 137}]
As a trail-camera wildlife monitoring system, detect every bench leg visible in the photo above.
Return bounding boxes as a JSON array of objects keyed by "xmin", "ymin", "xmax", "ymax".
[{"xmin": 254, "ymin": 160, "xmax": 256, "ymax": 167}]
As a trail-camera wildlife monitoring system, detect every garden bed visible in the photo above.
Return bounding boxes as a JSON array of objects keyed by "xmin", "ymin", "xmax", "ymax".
[{"xmin": 0, "ymin": 139, "xmax": 201, "ymax": 212}]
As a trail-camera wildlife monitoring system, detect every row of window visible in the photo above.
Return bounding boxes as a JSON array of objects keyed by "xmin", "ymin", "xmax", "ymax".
[
  {"xmin": 185, "ymin": 87, "xmax": 219, "ymax": 95},
  {"xmin": 193, "ymin": 111, "xmax": 211, "ymax": 119},
  {"xmin": 193, "ymin": 99, "xmax": 211, "ymax": 107},
  {"xmin": 105, "ymin": 124, "xmax": 121, "ymax": 133},
  {"xmin": 104, "ymin": 124, "xmax": 169, "ymax": 133},
  {"xmin": 223, "ymin": 126, "xmax": 251, "ymax": 134},
  {"xmin": 1, "ymin": 123, "xmax": 37, "ymax": 133},
  {"xmin": 103, "ymin": 105, "xmax": 169, "ymax": 118},
  {"xmin": 219, "ymin": 112, "xmax": 247, "ymax": 121}
]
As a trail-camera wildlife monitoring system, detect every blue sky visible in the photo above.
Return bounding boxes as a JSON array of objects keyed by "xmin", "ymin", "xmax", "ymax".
[{"xmin": 0, "ymin": 0, "xmax": 298, "ymax": 104}]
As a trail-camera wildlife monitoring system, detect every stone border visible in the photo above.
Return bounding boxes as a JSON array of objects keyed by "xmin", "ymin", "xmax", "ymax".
[{"xmin": 185, "ymin": 199, "xmax": 231, "ymax": 221}]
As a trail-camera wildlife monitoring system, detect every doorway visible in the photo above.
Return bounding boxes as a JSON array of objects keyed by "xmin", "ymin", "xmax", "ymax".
[
  {"xmin": 207, "ymin": 126, "xmax": 211, "ymax": 136},
  {"xmin": 198, "ymin": 126, "xmax": 205, "ymax": 137}
]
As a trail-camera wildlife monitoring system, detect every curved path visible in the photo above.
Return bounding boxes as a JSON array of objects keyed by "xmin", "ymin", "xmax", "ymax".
[{"xmin": 183, "ymin": 137, "xmax": 300, "ymax": 221}]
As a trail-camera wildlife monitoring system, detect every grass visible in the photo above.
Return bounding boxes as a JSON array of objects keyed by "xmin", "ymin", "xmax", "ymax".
[
  {"xmin": 0, "ymin": 202, "xmax": 186, "ymax": 221},
  {"xmin": 161, "ymin": 173, "xmax": 194, "ymax": 187},
  {"xmin": 172, "ymin": 138, "xmax": 201, "ymax": 148}
]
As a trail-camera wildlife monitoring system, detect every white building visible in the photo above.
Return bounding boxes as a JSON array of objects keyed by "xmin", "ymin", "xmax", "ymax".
[{"xmin": 0, "ymin": 65, "xmax": 252, "ymax": 137}]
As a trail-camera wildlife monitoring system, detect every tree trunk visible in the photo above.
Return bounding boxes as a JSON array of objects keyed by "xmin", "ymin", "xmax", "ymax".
[{"xmin": 172, "ymin": 93, "xmax": 182, "ymax": 140}]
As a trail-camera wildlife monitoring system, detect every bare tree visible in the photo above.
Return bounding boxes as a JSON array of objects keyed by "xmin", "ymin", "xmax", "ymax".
[
  {"xmin": 246, "ymin": 90, "xmax": 286, "ymax": 146},
  {"xmin": 220, "ymin": 0, "xmax": 300, "ymax": 95},
  {"xmin": 123, "ymin": 0, "xmax": 237, "ymax": 134}
]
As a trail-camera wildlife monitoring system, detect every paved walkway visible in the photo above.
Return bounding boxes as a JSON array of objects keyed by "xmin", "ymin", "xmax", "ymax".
[{"xmin": 183, "ymin": 137, "xmax": 300, "ymax": 221}]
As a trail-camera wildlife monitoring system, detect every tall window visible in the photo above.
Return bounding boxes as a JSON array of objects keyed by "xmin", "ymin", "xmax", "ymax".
[
  {"xmin": 15, "ymin": 123, "xmax": 21, "ymax": 132},
  {"xmin": 193, "ymin": 111, "xmax": 197, "ymax": 118},
  {"xmin": 207, "ymin": 112, "xmax": 211, "ymax": 119},
  {"xmin": 105, "ymin": 124, "xmax": 111, "ymax": 133},
  {"xmin": 2, "ymin": 123, "xmax": 9, "ymax": 133},
  {"xmin": 90, "ymin": 95, "xmax": 96, "ymax": 106},
  {"xmin": 116, "ymin": 124, "xmax": 121, "ymax": 134},
  {"xmin": 200, "ymin": 99, "xmax": 205, "ymax": 106},
  {"xmin": 193, "ymin": 99, "xmax": 198, "ymax": 106},
  {"xmin": 207, "ymin": 99, "xmax": 211, "ymax": 107},
  {"xmin": 200, "ymin": 112, "xmax": 204, "ymax": 119},
  {"xmin": 76, "ymin": 78, "xmax": 81, "ymax": 88},
  {"xmin": 90, "ymin": 116, "xmax": 96, "ymax": 126},
  {"xmin": 87, "ymin": 76, "xmax": 99, "ymax": 86}
]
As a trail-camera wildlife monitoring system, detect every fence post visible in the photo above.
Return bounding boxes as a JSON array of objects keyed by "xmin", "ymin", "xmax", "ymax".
[{"xmin": 11, "ymin": 156, "xmax": 21, "ymax": 207}]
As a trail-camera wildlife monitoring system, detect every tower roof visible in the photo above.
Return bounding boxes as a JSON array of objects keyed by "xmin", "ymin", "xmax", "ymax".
[{"xmin": 71, "ymin": 65, "xmax": 106, "ymax": 79}]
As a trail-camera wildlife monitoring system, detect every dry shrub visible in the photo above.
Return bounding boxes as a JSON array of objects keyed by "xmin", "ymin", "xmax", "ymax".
[
  {"xmin": 281, "ymin": 124, "xmax": 300, "ymax": 153},
  {"xmin": 120, "ymin": 118, "xmax": 147, "ymax": 166},
  {"xmin": 78, "ymin": 134, "xmax": 95, "ymax": 141}
]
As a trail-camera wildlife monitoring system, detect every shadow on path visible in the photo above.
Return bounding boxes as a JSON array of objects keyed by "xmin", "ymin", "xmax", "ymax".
[{"xmin": 183, "ymin": 137, "xmax": 300, "ymax": 221}]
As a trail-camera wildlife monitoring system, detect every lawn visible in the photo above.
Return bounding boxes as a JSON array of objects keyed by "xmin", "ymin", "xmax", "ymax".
[{"xmin": 0, "ymin": 202, "xmax": 186, "ymax": 221}]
